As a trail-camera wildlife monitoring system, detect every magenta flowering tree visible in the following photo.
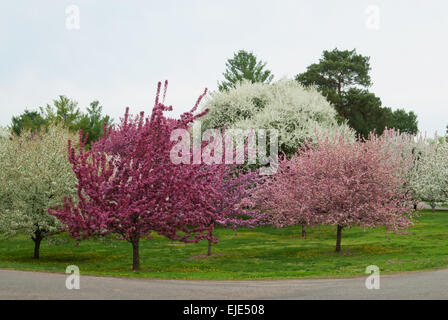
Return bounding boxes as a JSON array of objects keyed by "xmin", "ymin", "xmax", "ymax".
[
  {"xmin": 203, "ymin": 166, "xmax": 265, "ymax": 255},
  {"xmin": 253, "ymin": 132, "xmax": 414, "ymax": 252},
  {"xmin": 170, "ymin": 126, "xmax": 267, "ymax": 256},
  {"xmin": 50, "ymin": 82, "xmax": 244, "ymax": 270},
  {"xmin": 168, "ymin": 119, "xmax": 267, "ymax": 256},
  {"xmin": 215, "ymin": 169, "xmax": 264, "ymax": 230}
]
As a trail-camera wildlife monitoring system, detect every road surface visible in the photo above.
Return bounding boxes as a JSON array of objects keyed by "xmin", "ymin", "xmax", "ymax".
[{"xmin": 1, "ymin": 268, "xmax": 448, "ymax": 299}]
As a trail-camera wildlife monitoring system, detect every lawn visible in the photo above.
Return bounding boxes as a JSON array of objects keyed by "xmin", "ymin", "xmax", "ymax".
[{"xmin": 1, "ymin": 209, "xmax": 448, "ymax": 280}]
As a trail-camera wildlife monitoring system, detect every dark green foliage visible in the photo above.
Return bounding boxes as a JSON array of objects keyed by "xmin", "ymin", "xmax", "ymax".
[
  {"xmin": 9, "ymin": 96, "xmax": 112, "ymax": 146},
  {"xmin": 339, "ymin": 89, "xmax": 387, "ymax": 138},
  {"xmin": 11, "ymin": 110, "xmax": 48, "ymax": 136},
  {"xmin": 42, "ymin": 95, "xmax": 81, "ymax": 131},
  {"xmin": 296, "ymin": 48, "xmax": 419, "ymax": 137},
  {"xmin": 296, "ymin": 48, "xmax": 372, "ymax": 105},
  {"xmin": 387, "ymin": 108, "xmax": 418, "ymax": 134},
  {"xmin": 75, "ymin": 101, "xmax": 112, "ymax": 146},
  {"xmin": 218, "ymin": 50, "xmax": 274, "ymax": 91}
]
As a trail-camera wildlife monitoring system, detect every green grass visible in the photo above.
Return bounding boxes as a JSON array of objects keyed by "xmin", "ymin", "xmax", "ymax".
[{"xmin": 1, "ymin": 210, "xmax": 448, "ymax": 280}]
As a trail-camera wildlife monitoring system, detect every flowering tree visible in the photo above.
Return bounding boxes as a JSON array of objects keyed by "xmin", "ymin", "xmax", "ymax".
[
  {"xmin": 202, "ymin": 166, "xmax": 265, "ymax": 255},
  {"xmin": 249, "ymin": 155, "xmax": 317, "ymax": 238},
  {"xmin": 201, "ymin": 79, "xmax": 354, "ymax": 156},
  {"xmin": 50, "ymin": 82, "xmax": 259, "ymax": 269},
  {"xmin": 0, "ymin": 126, "xmax": 10, "ymax": 140},
  {"xmin": 253, "ymin": 132, "xmax": 414, "ymax": 252},
  {"xmin": 0, "ymin": 124, "xmax": 77, "ymax": 258},
  {"xmin": 183, "ymin": 124, "xmax": 269, "ymax": 254},
  {"xmin": 97, "ymin": 99, "xmax": 264, "ymax": 257},
  {"xmin": 409, "ymin": 140, "xmax": 448, "ymax": 211},
  {"xmin": 377, "ymin": 130, "xmax": 448, "ymax": 211}
]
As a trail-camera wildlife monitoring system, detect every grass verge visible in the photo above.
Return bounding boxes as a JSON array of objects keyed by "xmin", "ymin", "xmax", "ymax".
[{"xmin": 1, "ymin": 210, "xmax": 447, "ymax": 280}]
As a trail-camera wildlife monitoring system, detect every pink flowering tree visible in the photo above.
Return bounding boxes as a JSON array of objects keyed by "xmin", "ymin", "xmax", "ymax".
[
  {"xmin": 253, "ymin": 132, "xmax": 414, "ymax": 252},
  {"xmin": 50, "ymin": 82, "xmax": 249, "ymax": 270}
]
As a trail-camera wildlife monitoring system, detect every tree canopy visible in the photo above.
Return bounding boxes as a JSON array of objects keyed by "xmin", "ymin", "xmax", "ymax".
[
  {"xmin": 296, "ymin": 48, "xmax": 418, "ymax": 137},
  {"xmin": 202, "ymin": 79, "xmax": 354, "ymax": 156},
  {"xmin": 50, "ymin": 82, "xmax": 261, "ymax": 270},
  {"xmin": 9, "ymin": 96, "xmax": 112, "ymax": 146},
  {"xmin": 75, "ymin": 101, "xmax": 112, "ymax": 146},
  {"xmin": 251, "ymin": 131, "xmax": 414, "ymax": 252},
  {"xmin": 386, "ymin": 108, "xmax": 418, "ymax": 135},
  {"xmin": 218, "ymin": 50, "xmax": 274, "ymax": 91},
  {"xmin": 11, "ymin": 110, "xmax": 47, "ymax": 136},
  {"xmin": 0, "ymin": 124, "xmax": 78, "ymax": 259},
  {"xmin": 296, "ymin": 48, "xmax": 372, "ymax": 103}
]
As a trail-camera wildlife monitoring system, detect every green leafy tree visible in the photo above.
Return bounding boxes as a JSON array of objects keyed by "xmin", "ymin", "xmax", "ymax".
[
  {"xmin": 296, "ymin": 48, "xmax": 372, "ymax": 112},
  {"xmin": 75, "ymin": 101, "xmax": 112, "ymax": 146},
  {"xmin": 11, "ymin": 110, "xmax": 48, "ymax": 136},
  {"xmin": 387, "ymin": 108, "xmax": 418, "ymax": 135},
  {"xmin": 296, "ymin": 48, "xmax": 418, "ymax": 136},
  {"xmin": 340, "ymin": 89, "xmax": 389, "ymax": 138},
  {"xmin": 41, "ymin": 95, "xmax": 81, "ymax": 131},
  {"xmin": 218, "ymin": 50, "xmax": 274, "ymax": 91},
  {"xmin": 0, "ymin": 124, "xmax": 78, "ymax": 259},
  {"xmin": 10, "ymin": 96, "xmax": 112, "ymax": 145},
  {"xmin": 10, "ymin": 96, "xmax": 80, "ymax": 136}
]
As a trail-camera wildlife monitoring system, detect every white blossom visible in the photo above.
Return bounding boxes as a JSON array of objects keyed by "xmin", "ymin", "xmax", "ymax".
[
  {"xmin": 201, "ymin": 79, "xmax": 354, "ymax": 153},
  {"xmin": 0, "ymin": 124, "xmax": 77, "ymax": 239}
]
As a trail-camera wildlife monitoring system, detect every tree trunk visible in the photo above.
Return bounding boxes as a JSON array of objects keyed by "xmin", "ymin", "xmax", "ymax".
[
  {"xmin": 431, "ymin": 203, "xmax": 436, "ymax": 213},
  {"xmin": 32, "ymin": 229, "xmax": 43, "ymax": 259},
  {"xmin": 337, "ymin": 80, "xmax": 343, "ymax": 117},
  {"xmin": 207, "ymin": 239, "xmax": 212, "ymax": 256},
  {"xmin": 207, "ymin": 231, "xmax": 214, "ymax": 256},
  {"xmin": 131, "ymin": 238, "xmax": 140, "ymax": 271},
  {"xmin": 301, "ymin": 224, "xmax": 307, "ymax": 238},
  {"xmin": 413, "ymin": 203, "xmax": 418, "ymax": 211},
  {"xmin": 336, "ymin": 225, "xmax": 343, "ymax": 252}
]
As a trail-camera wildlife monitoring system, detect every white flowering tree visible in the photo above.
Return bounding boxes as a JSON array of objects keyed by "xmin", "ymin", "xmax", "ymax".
[
  {"xmin": 0, "ymin": 127, "xmax": 10, "ymax": 140},
  {"xmin": 201, "ymin": 79, "xmax": 354, "ymax": 155},
  {"xmin": 409, "ymin": 140, "xmax": 448, "ymax": 211},
  {"xmin": 375, "ymin": 130, "xmax": 448, "ymax": 211},
  {"xmin": 0, "ymin": 124, "xmax": 77, "ymax": 258},
  {"xmin": 376, "ymin": 130, "xmax": 424, "ymax": 206}
]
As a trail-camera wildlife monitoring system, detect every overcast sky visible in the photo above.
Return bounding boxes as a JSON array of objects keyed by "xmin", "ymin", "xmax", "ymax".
[{"xmin": 1, "ymin": 0, "xmax": 447, "ymax": 135}]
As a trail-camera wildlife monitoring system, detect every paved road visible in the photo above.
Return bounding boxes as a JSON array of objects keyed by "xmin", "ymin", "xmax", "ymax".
[{"xmin": 1, "ymin": 268, "xmax": 448, "ymax": 299}]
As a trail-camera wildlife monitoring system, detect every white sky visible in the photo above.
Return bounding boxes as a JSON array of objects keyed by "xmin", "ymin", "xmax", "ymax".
[{"xmin": 1, "ymin": 0, "xmax": 447, "ymax": 135}]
